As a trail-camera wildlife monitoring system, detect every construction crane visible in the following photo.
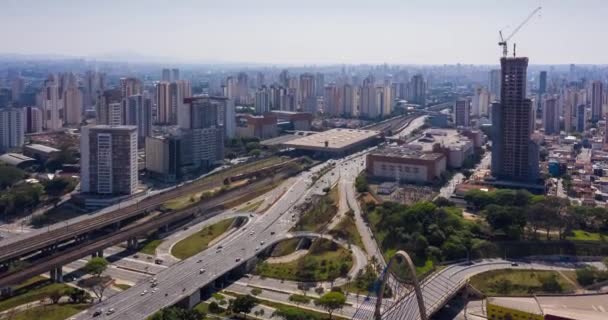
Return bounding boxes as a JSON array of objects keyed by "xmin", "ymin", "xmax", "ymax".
[{"xmin": 498, "ymin": 6, "xmax": 542, "ymax": 57}]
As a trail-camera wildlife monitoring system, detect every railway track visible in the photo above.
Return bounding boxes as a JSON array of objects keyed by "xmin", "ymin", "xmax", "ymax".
[
  {"xmin": 0, "ymin": 176, "xmax": 275, "ymax": 287},
  {"xmin": 0, "ymin": 158, "xmax": 294, "ymax": 263}
]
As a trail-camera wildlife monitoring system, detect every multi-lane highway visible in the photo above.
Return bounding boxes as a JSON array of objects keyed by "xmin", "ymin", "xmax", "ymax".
[
  {"xmin": 0, "ymin": 158, "xmax": 294, "ymax": 264},
  {"xmin": 72, "ymin": 155, "xmax": 365, "ymax": 319}
]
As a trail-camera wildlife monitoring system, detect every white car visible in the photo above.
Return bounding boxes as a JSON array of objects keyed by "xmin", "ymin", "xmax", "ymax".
[{"xmin": 200, "ymin": 268, "xmax": 206, "ymax": 274}]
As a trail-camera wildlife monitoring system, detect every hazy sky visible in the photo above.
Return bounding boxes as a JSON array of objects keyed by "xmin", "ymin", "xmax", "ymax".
[{"xmin": 1, "ymin": 0, "xmax": 606, "ymax": 65}]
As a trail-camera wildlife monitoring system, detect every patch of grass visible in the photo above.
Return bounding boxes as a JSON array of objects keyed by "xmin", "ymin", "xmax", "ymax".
[
  {"xmin": 239, "ymin": 200, "xmax": 264, "ymax": 213},
  {"xmin": 271, "ymin": 239, "xmax": 300, "ymax": 257},
  {"xmin": 0, "ymin": 277, "xmax": 74, "ymax": 313},
  {"xmin": 5, "ymin": 303, "xmax": 89, "ymax": 320},
  {"xmin": 328, "ymin": 213, "xmax": 364, "ymax": 250},
  {"xmin": 171, "ymin": 218, "xmax": 235, "ymax": 260},
  {"xmin": 115, "ymin": 283, "xmax": 132, "ymax": 291},
  {"xmin": 255, "ymin": 239, "xmax": 353, "ymax": 282},
  {"xmin": 139, "ymin": 239, "xmax": 163, "ymax": 255},
  {"xmin": 469, "ymin": 269, "xmax": 576, "ymax": 296},
  {"xmin": 293, "ymin": 187, "xmax": 339, "ymax": 233},
  {"xmin": 567, "ymin": 230, "xmax": 605, "ymax": 241},
  {"xmin": 251, "ymin": 295, "xmax": 349, "ymax": 320}
]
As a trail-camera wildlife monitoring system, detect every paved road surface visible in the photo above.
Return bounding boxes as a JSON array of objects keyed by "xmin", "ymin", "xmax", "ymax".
[{"xmin": 72, "ymin": 157, "xmax": 358, "ymax": 319}]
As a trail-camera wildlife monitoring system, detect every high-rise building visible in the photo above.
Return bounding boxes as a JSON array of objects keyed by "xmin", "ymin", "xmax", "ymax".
[
  {"xmin": 145, "ymin": 135, "xmax": 182, "ymax": 182},
  {"xmin": 64, "ymin": 75, "xmax": 83, "ymax": 126},
  {"xmin": 84, "ymin": 71, "xmax": 105, "ymax": 108},
  {"xmin": 454, "ymin": 99, "xmax": 470, "ymax": 127},
  {"xmin": 11, "ymin": 77, "xmax": 24, "ymax": 104},
  {"xmin": 236, "ymin": 72, "xmax": 249, "ymax": 105},
  {"xmin": 120, "ymin": 77, "xmax": 143, "ymax": 100},
  {"xmin": 380, "ymin": 83, "xmax": 393, "ymax": 116},
  {"xmin": 161, "ymin": 68, "xmax": 171, "ymax": 82},
  {"xmin": 360, "ymin": 76, "xmax": 378, "ymax": 118},
  {"xmin": 175, "ymin": 80, "xmax": 193, "ymax": 129},
  {"xmin": 0, "ymin": 108, "xmax": 25, "ymax": 151},
  {"xmin": 575, "ymin": 104, "xmax": 586, "ymax": 133},
  {"xmin": 255, "ymin": 86, "xmax": 271, "ymax": 114},
  {"xmin": 125, "ymin": 95, "xmax": 153, "ymax": 143},
  {"xmin": 25, "ymin": 106, "xmax": 42, "ymax": 133},
  {"xmin": 538, "ymin": 71, "xmax": 547, "ymax": 95},
  {"xmin": 315, "ymin": 73, "xmax": 325, "ymax": 97},
  {"xmin": 591, "ymin": 81, "xmax": 604, "ymax": 122},
  {"xmin": 171, "ymin": 68, "xmax": 180, "ymax": 82},
  {"xmin": 80, "ymin": 125, "xmax": 138, "ymax": 195},
  {"xmin": 542, "ymin": 96, "xmax": 559, "ymax": 135},
  {"xmin": 323, "ymin": 83, "xmax": 340, "ymax": 116},
  {"xmin": 409, "ymin": 74, "xmax": 426, "ymax": 106},
  {"xmin": 342, "ymin": 84, "xmax": 355, "ymax": 116},
  {"xmin": 491, "ymin": 57, "xmax": 539, "ymax": 183},
  {"xmin": 96, "ymin": 89, "xmax": 122, "ymax": 125},
  {"xmin": 185, "ymin": 96, "xmax": 227, "ymax": 169},
  {"xmin": 299, "ymin": 73, "xmax": 316, "ymax": 112},
  {"xmin": 40, "ymin": 75, "xmax": 64, "ymax": 130},
  {"xmin": 155, "ymin": 82, "xmax": 171, "ymax": 124},
  {"xmin": 488, "ymin": 69, "xmax": 501, "ymax": 99},
  {"xmin": 471, "ymin": 87, "xmax": 490, "ymax": 117}
]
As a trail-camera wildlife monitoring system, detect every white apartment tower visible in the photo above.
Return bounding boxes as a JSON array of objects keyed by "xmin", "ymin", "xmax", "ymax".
[{"xmin": 80, "ymin": 125, "xmax": 138, "ymax": 195}]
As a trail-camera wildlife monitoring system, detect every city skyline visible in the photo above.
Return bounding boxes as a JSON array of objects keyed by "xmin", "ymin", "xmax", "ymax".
[{"xmin": 2, "ymin": 0, "xmax": 608, "ymax": 65}]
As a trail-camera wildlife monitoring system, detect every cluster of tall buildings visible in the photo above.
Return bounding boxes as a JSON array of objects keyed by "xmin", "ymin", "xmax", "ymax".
[{"xmin": 230, "ymin": 70, "xmax": 427, "ymax": 118}]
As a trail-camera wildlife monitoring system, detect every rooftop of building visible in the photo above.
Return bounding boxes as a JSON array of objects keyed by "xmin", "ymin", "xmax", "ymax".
[
  {"xmin": 86, "ymin": 125, "xmax": 138, "ymax": 131},
  {"xmin": 282, "ymin": 128, "xmax": 380, "ymax": 151},
  {"xmin": 370, "ymin": 146, "xmax": 445, "ymax": 161},
  {"xmin": 0, "ymin": 153, "xmax": 36, "ymax": 167},
  {"xmin": 409, "ymin": 128, "xmax": 472, "ymax": 151},
  {"xmin": 24, "ymin": 143, "xmax": 60, "ymax": 153}
]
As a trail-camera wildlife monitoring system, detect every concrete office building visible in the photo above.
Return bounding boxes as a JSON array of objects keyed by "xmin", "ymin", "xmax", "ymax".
[
  {"xmin": 471, "ymin": 87, "xmax": 490, "ymax": 117},
  {"xmin": 96, "ymin": 89, "xmax": 122, "ymax": 125},
  {"xmin": 0, "ymin": 108, "xmax": 25, "ymax": 151},
  {"xmin": 491, "ymin": 56, "xmax": 540, "ymax": 183},
  {"xmin": 542, "ymin": 96, "xmax": 559, "ymax": 135},
  {"xmin": 185, "ymin": 96, "xmax": 226, "ymax": 169},
  {"xmin": 360, "ymin": 76, "xmax": 378, "ymax": 118},
  {"xmin": 410, "ymin": 129, "xmax": 474, "ymax": 168},
  {"xmin": 454, "ymin": 99, "xmax": 470, "ymax": 127},
  {"xmin": 591, "ymin": 81, "xmax": 603, "ymax": 122},
  {"xmin": 25, "ymin": 106, "xmax": 42, "ymax": 133},
  {"xmin": 80, "ymin": 125, "xmax": 138, "ymax": 195},
  {"xmin": 125, "ymin": 95, "xmax": 153, "ymax": 143},
  {"xmin": 236, "ymin": 114, "xmax": 278, "ymax": 139},
  {"xmin": 323, "ymin": 83, "xmax": 341, "ymax": 116},
  {"xmin": 145, "ymin": 135, "xmax": 182, "ymax": 182},
  {"xmin": 366, "ymin": 146, "xmax": 447, "ymax": 183}
]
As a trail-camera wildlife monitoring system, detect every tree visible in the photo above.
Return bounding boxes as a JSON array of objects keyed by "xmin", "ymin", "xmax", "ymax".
[
  {"xmin": 354, "ymin": 175, "xmax": 369, "ymax": 193},
  {"xmin": 150, "ymin": 307, "xmax": 204, "ymax": 320},
  {"xmin": 231, "ymin": 295, "xmax": 258, "ymax": 318},
  {"xmin": 43, "ymin": 177, "xmax": 75, "ymax": 197},
  {"xmin": 67, "ymin": 288, "xmax": 90, "ymax": 304},
  {"xmin": 208, "ymin": 301, "xmax": 222, "ymax": 314},
  {"xmin": 0, "ymin": 166, "xmax": 24, "ymax": 189},
  {"xmin": 316, "ymin": 291, "xmax": 346, "ymax": 320},
  {"xmin": 248, "ymin": 149, "xmax": 262, "ymax": 157},
  {"xmin": 84, "ymin": 257, "xmax": 108, "ymax": 278}
]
